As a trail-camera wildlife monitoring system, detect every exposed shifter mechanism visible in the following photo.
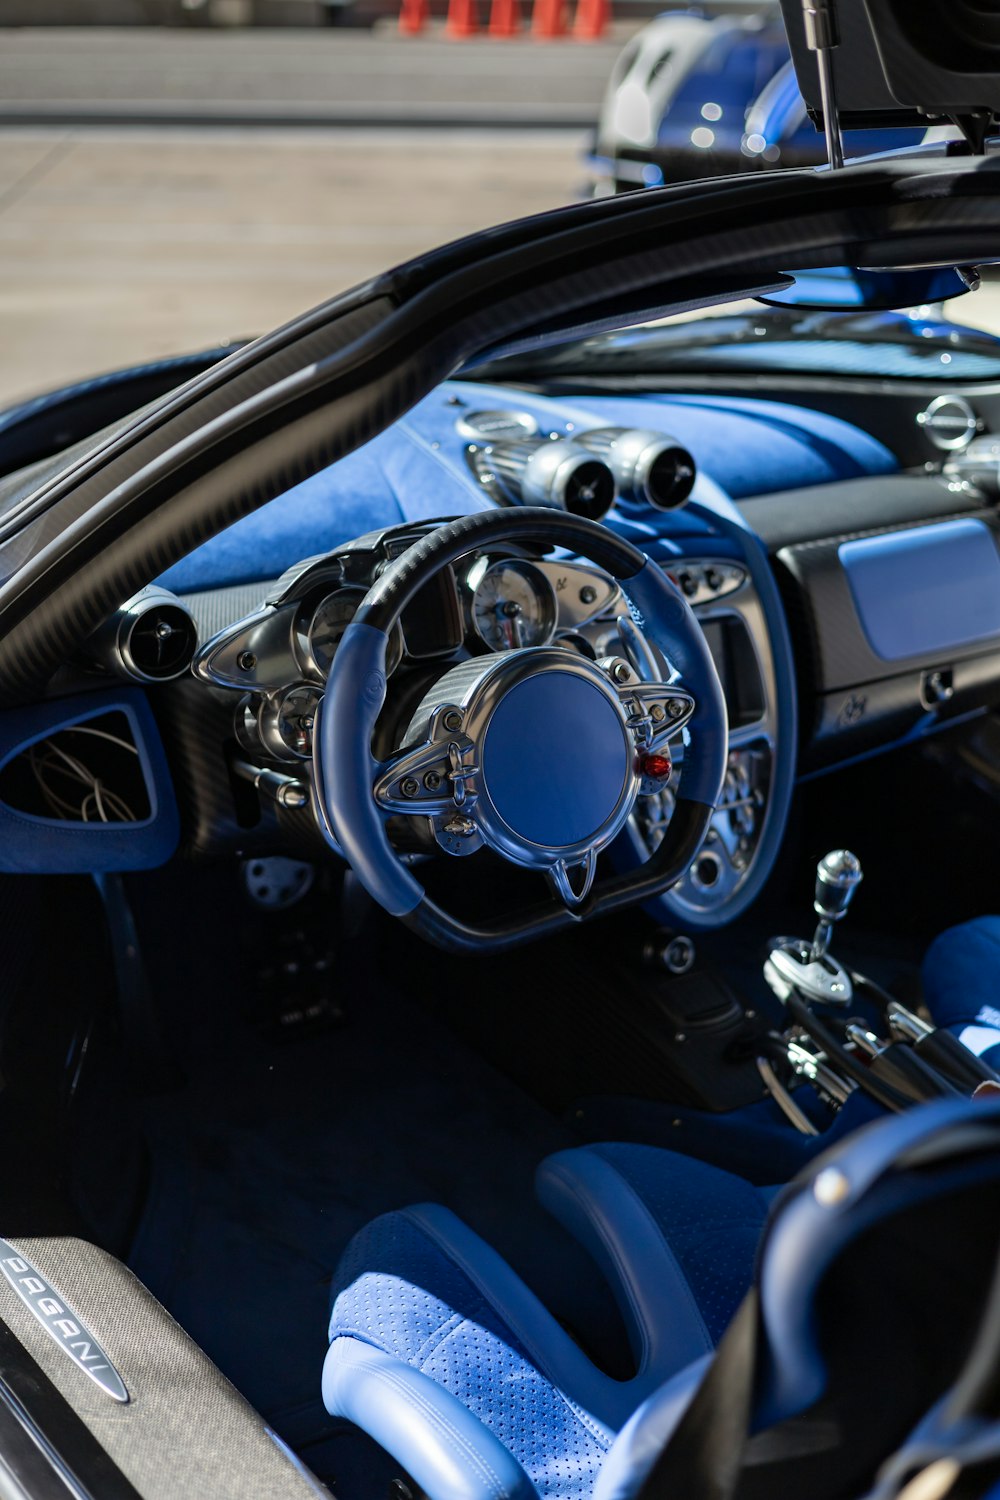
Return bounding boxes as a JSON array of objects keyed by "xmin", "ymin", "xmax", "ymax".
[
  {"xmin": 758, "ymin": 847, "xmax": 1000, "ymax": 1134},
  {"xmin": 764, "ymin": 850, "xmax": 863, "ymax": 1009}
]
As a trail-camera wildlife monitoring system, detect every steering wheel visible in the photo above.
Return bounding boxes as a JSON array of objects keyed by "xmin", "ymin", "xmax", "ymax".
[{"xmin": 314, "ymin": 508, "xmax": 727, "ymax": 952}]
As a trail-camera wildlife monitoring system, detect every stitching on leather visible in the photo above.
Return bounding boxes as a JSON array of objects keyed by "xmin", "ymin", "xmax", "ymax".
[
  {"xmin": 413, "ymin": 1310, "xmax": 465, "ymax": 1367},
  {"xmin": 430, "ymin": 1321, "xmax": 611, "ymax": 1454},
  {"xmin": 401, "ymin": 1210, "xmax": 573, "ymax": 1379},
  {"xmin": 334, "ymin": 1340, "xmax": 517, "ymax": 1500}
]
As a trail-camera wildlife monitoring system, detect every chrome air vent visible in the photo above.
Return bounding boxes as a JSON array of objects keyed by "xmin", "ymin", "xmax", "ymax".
[
  {"xmin": 574, "ymin": 428, "xmax": 696, "ymax": 512},
  {"xmin": 467, "ymin": 437, "xmax": 616, "ymax": 520},
  {"xmin": 92, "ymin": 589, "xmax": 199, "ymax": 683},
  {"xmin": 917, "ymin": 395, "xmax": 978, "ymax": 452}
]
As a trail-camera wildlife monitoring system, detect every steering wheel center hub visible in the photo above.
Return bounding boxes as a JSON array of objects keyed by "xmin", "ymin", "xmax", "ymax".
[
  {"xmin": 403, "ymin": 648, "xmax": 641, "ymax": 870},
  {"xmin": 482, "ymin": 669, "xmax": 630, "ymax": 851}
]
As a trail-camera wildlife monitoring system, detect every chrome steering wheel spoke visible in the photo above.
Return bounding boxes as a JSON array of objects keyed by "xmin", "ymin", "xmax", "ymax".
[
  {"xmin": 617, "ymin": 680, "xmax": 695, "ymax": 751},
  {"xmin": 546, "ymin": 848, "xmax": 598, "ymax": 908},
  {"xmin": 374, "ymin": 731, "xmax": 480, "ymax": 818}
]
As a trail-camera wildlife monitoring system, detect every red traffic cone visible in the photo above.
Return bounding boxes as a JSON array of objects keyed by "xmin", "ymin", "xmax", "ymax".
[
  {"xmin": 531, "ymin": 0, "xmax": 566, "ymax": 39},
  {"xmin": 489, "ymin": 0, "xmax": 521, "ymax": 37},
  {"xmin": 446, "ymin": 0, "xmax": 479, "ymax": 38},
  {"xmin": 398, "ymin": 0, "xmax": 428, "ymax": 34},
  {"xmin": 573, "ymin": 0, "xmax": 607, "ymax": 38}
]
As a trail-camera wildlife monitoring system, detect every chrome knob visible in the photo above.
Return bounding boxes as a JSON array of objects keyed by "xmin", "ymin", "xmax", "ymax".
[
  {"xmin": 812, "ymin": 849, "xmax": 862, "ymax": 960},
  {"xmin": 814, "ymin": 849, "xmax": 863, "ymax": 923}
]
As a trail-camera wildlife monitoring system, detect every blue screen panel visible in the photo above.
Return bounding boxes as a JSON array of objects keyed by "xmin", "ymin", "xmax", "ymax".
[{"xmin": 840, "ymin": 519, "xmax": 1000, "ymax": 662}]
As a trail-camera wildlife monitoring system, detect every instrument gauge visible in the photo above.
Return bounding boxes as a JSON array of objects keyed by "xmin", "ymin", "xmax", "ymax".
[
  {"xmin": 256, "ymin": 683, "xmax": 324, "ymax": 762},
  {"xmin": 274, "ymin": 685, "xmax": 323, "ymax": 759},
  {"xmin": 303, "ymin": 587, "xmax": 402, "ymax": 679},
  {"xmin": 471, "ymin": 560, "xmax": 557, "ymax": 653}
]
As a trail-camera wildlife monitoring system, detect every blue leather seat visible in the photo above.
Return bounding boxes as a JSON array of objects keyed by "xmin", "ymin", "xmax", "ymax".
[
  {"xmin": 324, "ymin": 1100, "xmax": 1000, "ymax": 1500},
  {"xmin": 923, "ymin": 915, "xmax": 1000, "ymax": 1067},
  {"xmin": 324, "ymin": 1148, "xmax": 776, "ymax": 1500}
]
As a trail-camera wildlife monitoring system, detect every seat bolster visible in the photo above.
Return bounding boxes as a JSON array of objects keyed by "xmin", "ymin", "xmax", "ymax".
[
  {"xmin": 537, "ymin": 1150, "xmax": 715, "ymax": 1387},
  {"xmin": 401, "ymin": 1204, "xmax": 629, "ymax": 1431},
  {"xmin": 591, "ymin": 1357, "xmax": 712, "ymax": 1500},
  {"xmin": 323, "ymin": 1337, "xmax": 540, "ymax": 1500}
]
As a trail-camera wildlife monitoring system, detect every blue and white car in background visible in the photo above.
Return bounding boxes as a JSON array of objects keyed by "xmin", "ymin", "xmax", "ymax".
[{"xmin": 586, "ymin": 5, "xmax": 919, "ymax": 195}]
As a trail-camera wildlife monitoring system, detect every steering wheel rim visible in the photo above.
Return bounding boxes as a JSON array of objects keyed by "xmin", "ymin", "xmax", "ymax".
[{"xmin": 314, "ymin": 508, "xmax": 728, "ymax": 953}]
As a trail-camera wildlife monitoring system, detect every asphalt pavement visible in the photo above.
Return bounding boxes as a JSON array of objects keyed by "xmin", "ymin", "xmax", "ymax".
[
  {"xmin": 0, "ymin": 24, "xmax": 620, "ymax": 400},
  {"xmin": 0, "ymin": 124, "xmax": 584, "ymax": 405},
  {"xmin": 0, "ymin": 25, "xmax": 626, "ymax": 125}
]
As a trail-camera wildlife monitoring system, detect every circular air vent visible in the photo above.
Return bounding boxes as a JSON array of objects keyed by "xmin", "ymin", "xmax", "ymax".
[
  {"xmin": 118, "ymin": 596, "xmax": 198, "ymax": 682},
  {"xmin": 562, "ymin": 458, "xmax": 617, "ymax": 520}
]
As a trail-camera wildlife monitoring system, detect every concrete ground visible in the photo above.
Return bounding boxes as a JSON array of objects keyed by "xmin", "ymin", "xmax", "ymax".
[
  {"xmin": 0, "ymin": 23, "xmax": 999, "ymax": 410},
  {"xmin": 0, "ymin": 124, "xmax": 583, "ymax": 406},
  {"xmin": 0, "ymin": 27, "xmax": 626, "ymax": 125}
]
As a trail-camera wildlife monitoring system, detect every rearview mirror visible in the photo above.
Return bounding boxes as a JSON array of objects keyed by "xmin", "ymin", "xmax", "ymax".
[{"xmin": 757, "ymin": 264, "xmax": 979, "ymax": 310}]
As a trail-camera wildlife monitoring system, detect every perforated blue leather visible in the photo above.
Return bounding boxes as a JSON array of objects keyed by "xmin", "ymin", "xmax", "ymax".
[
  {"xmin": 329, "ymin": 1210, "xmax": 614, "ymax": 1500},
  {"xmin": 326, "ymin": 1145, "xmax": 781, "ymax": 1500}
]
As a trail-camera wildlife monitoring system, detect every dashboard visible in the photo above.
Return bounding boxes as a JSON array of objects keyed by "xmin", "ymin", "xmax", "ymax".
[{"xmin": 4, "ymin": 368, "xmax": 1000, "ymax": 931}]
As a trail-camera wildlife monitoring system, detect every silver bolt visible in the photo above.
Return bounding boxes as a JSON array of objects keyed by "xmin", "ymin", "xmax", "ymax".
[
  {"xmin": 651, "ymin": 703, "xmax": 666, "ymax": 722},
  {"xmin": 400, "ymin": 777, "xmax": 420, "ymax": 798},
  {"xmin": 611, "ymin": 661, "xmax": 630, "ymax": 684},
  {"xmin": 442, "ymin": 709, "xmax": 463, "ymax": 732},
  {"xmin": 237, "ymin": 650, "xmax": 256, "ymax": 671},
  {"xmin": 443, "ymin": 816, "xmax": 476, "ymax": 838},
  {"xmin": 423, "ymin": 771, "xmax": 443, "ymax": 791},
  {"xmin": 668, "ymin": 699, "xmax": 686, "ymax": 719},
  {"xmin": 276, "ymin": 784, "xmax": 308, "ymax": 809},
  {"xmin": 580, "ymin": 585, "xmax": 597, "ymax": 604}
]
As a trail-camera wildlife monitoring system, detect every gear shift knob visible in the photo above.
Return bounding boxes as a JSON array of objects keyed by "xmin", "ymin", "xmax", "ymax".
[
  {"xmin": 814, "ymin": 850, "xmax": 863, "ymax": 923},
  {"xmin": 811, "ymin": 850, "xmax": 862, "ymax": 960}
]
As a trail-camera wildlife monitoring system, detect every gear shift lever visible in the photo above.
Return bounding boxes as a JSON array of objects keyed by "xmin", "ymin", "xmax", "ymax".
[
  {"xmin": 764, "ymin": 849, "xmax": 863, "ymax": 1008},
  {"xmin": 811, "ymin": 849, "xmax": 863, "ymax": 960}
]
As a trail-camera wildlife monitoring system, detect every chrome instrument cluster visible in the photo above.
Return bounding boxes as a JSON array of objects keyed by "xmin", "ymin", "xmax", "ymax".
[
  {"xmin": 194, "ymin": 524, "xmax": 776, "ymax": 928},
  {"xmin": 297, "ymin": 587, "xmax": 404, "ymax": 680},
  {"xmin": 470, "ymin": 559, "xmax": 557, "ymax": 651},
  {"xmin": 625, "ymin": 556, "xmax": 778, "ymax": 924},
  {"xmin": 195, "ymin": 527, "xmax": 634, "ymax": 774}
]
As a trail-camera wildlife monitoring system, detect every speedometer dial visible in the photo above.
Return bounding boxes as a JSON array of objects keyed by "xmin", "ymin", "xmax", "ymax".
[
  {"xmin": 305, "ymin": 587, "xmax": 402, "ymax": 679},
  {"xmin": 471, "ymin": 560, "xmax": 557, "ymax": 652}
]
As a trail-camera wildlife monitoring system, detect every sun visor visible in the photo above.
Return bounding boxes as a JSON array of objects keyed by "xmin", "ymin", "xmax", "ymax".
[{"xmin": 780, "ymin": 0, "xmax": 1000, "ymax": 137}]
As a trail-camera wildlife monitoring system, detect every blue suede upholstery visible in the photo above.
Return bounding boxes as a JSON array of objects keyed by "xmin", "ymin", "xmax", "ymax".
[
  {"xmin": 159, "ymin": 381, "xmax": 895, "ymax": 594},
  {"xmin": 0, "ymin": 690, "xmax": 179, "ymax": 873},
  {"xmin": 923, "ymin": 916, "xmax": 1000, "ymax": 1068}
]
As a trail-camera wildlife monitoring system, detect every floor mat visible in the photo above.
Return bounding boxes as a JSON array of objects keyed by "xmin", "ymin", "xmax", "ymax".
[{"xmin": 126, "ymin": 871, "xmax": 625, "ymax": 1461}]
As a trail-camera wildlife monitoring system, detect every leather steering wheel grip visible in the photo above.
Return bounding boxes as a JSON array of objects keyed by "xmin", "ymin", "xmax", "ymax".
[{"xmin": 314, "ymin": 509, "xmax": 728, "ymax": 954}]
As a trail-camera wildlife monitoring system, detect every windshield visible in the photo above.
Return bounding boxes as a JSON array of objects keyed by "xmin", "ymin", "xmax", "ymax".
[{"xmin": 472, "ymin": 304, "xmax": 1000, "ymax": 385}]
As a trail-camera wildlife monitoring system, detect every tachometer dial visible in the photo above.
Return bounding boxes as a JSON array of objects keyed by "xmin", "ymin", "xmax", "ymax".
[
  {"xmin": 471, "ymin": 560, "xmax": 557, "ymax": 652},
  {"xmin": 305, "ymin": 587, "xmax": 402, "ymax": 679}
]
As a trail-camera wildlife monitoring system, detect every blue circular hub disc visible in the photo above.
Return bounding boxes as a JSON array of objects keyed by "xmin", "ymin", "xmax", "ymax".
[{"xmin": 481, "ymin": 671, "xmax": 630, "ymax": 849}]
